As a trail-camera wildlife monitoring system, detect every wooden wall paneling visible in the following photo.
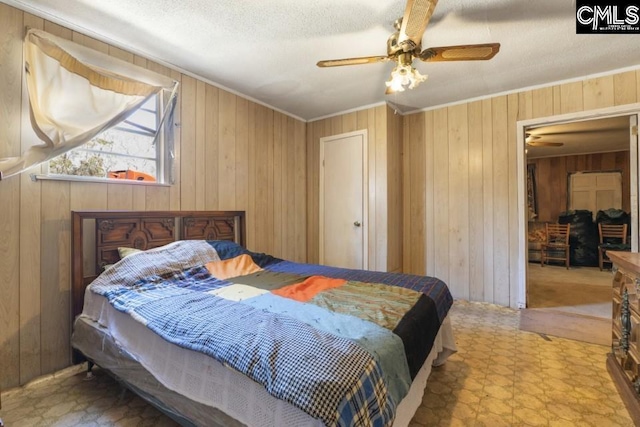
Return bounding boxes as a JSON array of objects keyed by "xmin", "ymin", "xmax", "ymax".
[
  {"xmin": 107, "ymin": 184, "xmax": 133, "ymax": 210},
  {"xmin": 342, "ymin": 112, "xmax": 357, "ymax": 133},
  {"xmin": 531, "ymin": 87, "xmax": 554, "ymax": 119},
  {"xmin": 272, "ymin": 113, "xmax": 283, "ymax": 257},
  {"xmin": 168, "ymin": 69, "xmax": 182, "ymax": 210},
  {"xmin": 552, "ymin": 156, "xmax": 568, "ymax": 217},
  {"xmin": 286, "ymin": 116, "xmax": 296, "ymax": 261},
  {"xmin": 219, "ymin": 91, "xmax": 236, "ymax": 210},
  {"xmin": 305, "ymin": 124, "xmax": 316, "ymax": 262},
  {"xmin": 424, "ymin": 111, "xmax": 435, "ymax": 276},
  {"xmin": 254, "ymin": 105, "xmax": 269, "ymax": 252},
  {"xmin": 70, "ymin": 183, "xmax": 107, "ymax": 275},
  {"xmin": 204, "ymin": 84, "xmax": 219, "ymax": 210},
  {"xmin": 192, "ymin": 80, "xmax": 206, "ymax": 210},
  {"xmin": 265, "ymin": 108, "xmax": 275, "ymax": 255},
  {"xmin": 236, "ymin": 97, "xmax": 249, "ymax": 213},
  {"xmin": 145, "ymin": 185, "xmax": 170, "ymax": 210},
  {"xmin": 18, "ymin": 12, "xmax": 44, "ymax": 386},
  {"xmin": 306, "ymin": 120, "xmax": 321, "ymax": 263},
  {"xmin": 366, "ymin": 108, "xmax": 376, "ymax": 271},
  {"xmin": 518, "ymin": 91, "xmax": 533, "ymax": 121},
  {"xmin": 375, "ymin": 106, "xmax": 387, "ymax": 272},
  {"xmin": 330, "ymin": 116, "xmax": 342, "ymax": 136},
  {"xmin": 481, "ymin": 99, "xmax": 495, "ymax": 303},
  {"xmin": 180, "ymin": 76, "xmax": 197, "ymax": 209},
  {"xmin": 619, "ymin": 151, "xmax": 631, "ymax": 212},
  {"xmin": 601, "ymin": 151, "xmax": 616, "ymax": 170},
  {"xmin": 560, "ymin": 81, "xmax": 584, "ymax": 114},
  {"xmin": 294, "ymin": 119, "xmax": 306, "ymax": 262},
  {"xmin": 637, "ymin": 70, "xmax": 640, "ymax": 101},
  {"xmin": 535, "ymin": 158, "xmax": 553, "ymax": 221},
  {"xmin": 491, "ymin": 96, "xmax": 510, "ymax": 306},
  {"xmin": 411, "ymin": 109, "xmax": 426, "ymax": 275},
  {"xmin": 583, "ymin": 75, "xmax": 615, "ymax": 111},
  {"xmin": 402, "ymin": 114, "xmax": 412, "ymax": 273},
  {"xmin": 39, "ymin": 181, "xmax": 71, "ymax": 375},
  {"xmin": 552, "ymin": 85, "xmax": 562, "ymax": 115},
  {"xmin": 246, "ymin": 101, "xmax": 256, "ymax": 250},
  {"xmin": 0, "ymin": 4, "xmax": 23, "ymax": 389},
  {"xmin": 37, "ymin": 21, "xmax": 73, "ymax": 380},
  {"xmin": 280, "ymin": 115, "xmax": 290, "ymax": 259},
  {"xmin": 433, "ymin": 108, "xmax": 449, "ymax": 283},
  {"xmin": 108, "ymin": 45, "xmax": 133, "ymax": 61},
  {"xmin": 507, "ymin": 93, "xmax": 521, "ymax": 308},
  {"xmin": 447, "ymin": 103, "xmax": 470, "ymax": 299},
  {"xmin": 385, "ymin": 107, "xmax": 403, "ymax": 272},
  {"xmin": 468, "ymin": 101, "xmax": 484, "ymax": 301},
  {"xmin": 614, "ymin": 71, "xmax": 637, "ymax": 106}
]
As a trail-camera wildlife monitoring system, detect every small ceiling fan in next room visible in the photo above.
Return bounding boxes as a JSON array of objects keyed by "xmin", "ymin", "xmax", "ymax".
[
  {"xmin": 525, "ymin": 133, "xmax": 564, "ymax": 148},
  {"xmin": 316, "ymin": 0, "xmax": 501, "ymax": 94}
]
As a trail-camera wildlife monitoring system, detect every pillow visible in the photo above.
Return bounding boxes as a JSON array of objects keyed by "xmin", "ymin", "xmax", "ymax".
[
  {"xmin": 206, "ymin": 240, "xmax": 282, "ymax": 267},
  {"xmin": 118, "ymin": 247, "xmax": 143, "ymax": 259}
]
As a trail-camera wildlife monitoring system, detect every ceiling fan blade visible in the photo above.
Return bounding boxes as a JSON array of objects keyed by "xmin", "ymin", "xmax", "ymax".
[
  {"xmin": 527, "ymin": 141, "xmax": 564, "ymax": 147},
  {"xmin": 418, "ymin": 43, "xmax": 500, "ymax": 62},
  {"xmin": 398, "ymin": 0, "xmax": 439, "ymax": 48},
  {"xmin": 317, "ymin": 55, "xmax": 391, "ymax": 67}
]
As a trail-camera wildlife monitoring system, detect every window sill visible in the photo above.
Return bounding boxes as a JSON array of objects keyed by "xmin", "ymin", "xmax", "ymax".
[{"xmin": 31, "ymin": 174, "xmax": 171, "ymax": 186}]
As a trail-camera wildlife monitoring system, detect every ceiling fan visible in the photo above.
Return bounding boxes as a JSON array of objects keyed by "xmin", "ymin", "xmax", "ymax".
[
  {"xmin": 316, "ymin": 0, "xmax": 500, "ymax": 94},
  {"xmin": 525, "ymin": 133, "xmax": 564, "ymax": 147}
]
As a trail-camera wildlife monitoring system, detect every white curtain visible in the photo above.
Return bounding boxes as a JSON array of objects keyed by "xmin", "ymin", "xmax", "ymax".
[{"xmin": 0, "ymin": 28, "xmax": 178, "ymax": 180}]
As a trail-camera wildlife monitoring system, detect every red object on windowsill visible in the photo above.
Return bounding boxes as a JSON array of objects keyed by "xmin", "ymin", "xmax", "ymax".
[{"xmin": 108, "ymin": 170, "xmax": 156, "ymax": 182}]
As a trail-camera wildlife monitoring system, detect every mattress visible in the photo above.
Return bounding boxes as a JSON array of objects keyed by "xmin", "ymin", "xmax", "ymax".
[{"xmin": 73, "ymin": 290, "xmax": 456, "ymax": 427}]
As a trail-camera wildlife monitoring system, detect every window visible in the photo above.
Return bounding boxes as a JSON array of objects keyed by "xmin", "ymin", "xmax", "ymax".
[
  {"xmin": 0, "ymin": 29, "xmax": 178, "ymax": 182},
  {"xmin": 47, "ymin": 92, "xmax": 173, "ymax": 183}
]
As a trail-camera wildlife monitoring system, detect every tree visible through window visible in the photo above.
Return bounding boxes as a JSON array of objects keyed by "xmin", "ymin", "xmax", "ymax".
[{"xmin": 49, "ymin": 94, "xmax": 163, "ymax": 182}]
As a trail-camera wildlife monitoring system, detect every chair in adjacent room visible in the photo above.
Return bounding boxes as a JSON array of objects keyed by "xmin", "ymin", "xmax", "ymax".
[
  {"xmin": 540, "ymin": 223, "xmax": 571, "ymax": 269},
  {"xmin": 598, "ymin": 223, "xmax": 630, "ymax": 271}
]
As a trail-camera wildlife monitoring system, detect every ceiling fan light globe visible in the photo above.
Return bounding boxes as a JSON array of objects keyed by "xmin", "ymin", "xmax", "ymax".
[{"xmin": 386, "ymin": 64, "xmax": 427, "ymax": 92}]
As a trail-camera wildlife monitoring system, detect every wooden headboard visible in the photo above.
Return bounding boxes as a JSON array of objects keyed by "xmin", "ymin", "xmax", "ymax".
[{"xmin": 71, "ymin": 210, "xmax": 246, "ymax": 320}]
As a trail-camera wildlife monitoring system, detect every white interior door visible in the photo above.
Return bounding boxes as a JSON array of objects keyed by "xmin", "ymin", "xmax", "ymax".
[
  {"xmin": 569, "ymin": 171, "xmax": 622, "ymax": 216},
  {"xmin": 319, "ymin": 130, "xmax": 368, "ymax": 269}
]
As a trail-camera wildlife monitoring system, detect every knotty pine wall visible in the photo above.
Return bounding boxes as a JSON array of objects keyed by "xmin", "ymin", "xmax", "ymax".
[
  {"xmin": 0, "ymin": 3, "xmax": 306, "ymax": 390},
  {"xmin": 402, "ymin": 70, "xmax": 640, "ymax": 307},
  {"xmin": 306, "ymin": 106, "xmax": 403, "ymax": 273},
  {"xmin": 530, "ymin": 151, "xmax": 631, "ymax": 223}
]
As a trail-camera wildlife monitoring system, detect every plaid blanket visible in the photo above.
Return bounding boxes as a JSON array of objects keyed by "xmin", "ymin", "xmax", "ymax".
[{"xmin": 91, "ymin": 241, "xmax": 450, "ymax": 426}]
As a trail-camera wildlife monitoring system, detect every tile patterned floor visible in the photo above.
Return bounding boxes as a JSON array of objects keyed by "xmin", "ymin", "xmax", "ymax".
[{"xmin": 0, "ymin": 300, "xmax": 633, "ymax": 426}]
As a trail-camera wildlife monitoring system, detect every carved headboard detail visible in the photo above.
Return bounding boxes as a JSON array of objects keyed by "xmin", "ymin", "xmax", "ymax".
[{"xmin": 72, "ymin": 210, "xmax": 246, "ymax": 320}]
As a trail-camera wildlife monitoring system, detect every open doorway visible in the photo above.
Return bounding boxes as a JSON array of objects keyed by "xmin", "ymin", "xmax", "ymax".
[{"xmin": 517, "ymin": 112, "xmax": 639, "ymax": 344}]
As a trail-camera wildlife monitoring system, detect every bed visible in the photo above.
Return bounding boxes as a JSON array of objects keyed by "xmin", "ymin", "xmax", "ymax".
[{"xmin": 70, "ymin": 210, "xmax": 456, "ymax": 427}]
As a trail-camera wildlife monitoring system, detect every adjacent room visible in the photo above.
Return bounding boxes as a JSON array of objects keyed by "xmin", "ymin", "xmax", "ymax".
[{"xmin": 1, "ymin": 0, "xmax": 640, "ymax": 426}]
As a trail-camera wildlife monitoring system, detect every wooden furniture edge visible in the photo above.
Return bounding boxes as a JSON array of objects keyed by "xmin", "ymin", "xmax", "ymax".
[
  {"xmin": 608, "ymin": 251, "xmax": 640, "ymax": 276},
  {"xmin": 607, "ymin": 353, "xmax": 640, "ymax": 426}
]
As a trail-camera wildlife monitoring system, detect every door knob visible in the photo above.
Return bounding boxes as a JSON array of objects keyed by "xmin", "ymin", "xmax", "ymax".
[{"xmin": 354, "ymin": 221, "xmax": 361, "ymax": 227}]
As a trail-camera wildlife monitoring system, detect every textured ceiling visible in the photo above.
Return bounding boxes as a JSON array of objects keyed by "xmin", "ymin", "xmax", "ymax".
[{"xmin": 5, "ymin": 0, "xmax": 640, "ymax": 121}]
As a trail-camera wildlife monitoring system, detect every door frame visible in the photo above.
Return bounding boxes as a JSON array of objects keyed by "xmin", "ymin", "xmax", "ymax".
[
  {"xmin": 319, "ymin": 129, "xmax": 369, "ymax": 268},
  {"xmin": 516, "ymin": 104, "xmax": 640, "ymax": 309}
]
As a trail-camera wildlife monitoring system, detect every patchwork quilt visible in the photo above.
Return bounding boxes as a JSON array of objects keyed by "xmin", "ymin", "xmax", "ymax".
[{"xmin": 88, "ymin": 240, "xmax": 453, "ymax": 427}]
